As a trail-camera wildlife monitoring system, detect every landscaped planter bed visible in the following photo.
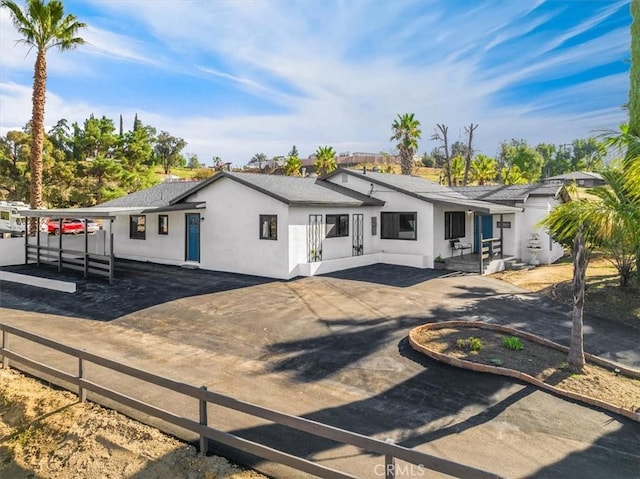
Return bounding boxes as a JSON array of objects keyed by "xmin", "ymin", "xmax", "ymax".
[{"xmin": 409, "ymin": 321, "xmax": 640, "ymax": 422}]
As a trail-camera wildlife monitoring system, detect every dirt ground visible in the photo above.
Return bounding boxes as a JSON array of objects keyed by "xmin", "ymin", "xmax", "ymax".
[
  {"xmin": 412, "ymin": 326, "xmax": 640, "ymax": 414},
  {"xmin": 0, "ymin": 368, "xmax": 266, "ymax": 479},
  {"xmin": 493, "ymin": 254, "xmax": 640, "ymax": 329}
]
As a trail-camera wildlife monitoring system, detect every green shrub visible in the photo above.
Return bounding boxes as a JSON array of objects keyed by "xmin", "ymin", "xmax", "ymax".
[
  {"xmin": 456, "ymin": 336, "xmax": 483, "ymax": 352},
  {"xmin": 503, "ymin": 336, "xmax": 524, "ymax": 351}
]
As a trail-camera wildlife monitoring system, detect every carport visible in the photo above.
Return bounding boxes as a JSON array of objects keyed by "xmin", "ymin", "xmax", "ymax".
[{"xmin": 22, "ymin": 207, "xmax": 145, "ymax": 285}]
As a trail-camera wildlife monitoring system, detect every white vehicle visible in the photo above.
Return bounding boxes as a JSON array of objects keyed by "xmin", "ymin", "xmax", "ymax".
[{"xmin": 0, "ymin": 201, "xmax": 29, "ymax": 237}]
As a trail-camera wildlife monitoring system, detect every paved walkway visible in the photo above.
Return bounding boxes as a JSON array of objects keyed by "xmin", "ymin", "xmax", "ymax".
[{"xmin": 1, "ymin": 262, "xmax": 638, "ymax": 478}]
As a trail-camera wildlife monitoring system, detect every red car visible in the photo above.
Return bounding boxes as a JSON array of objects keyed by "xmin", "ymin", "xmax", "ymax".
[{"xmin": 46, "ymin": 219, "xmax": 86, "ymax": 235}]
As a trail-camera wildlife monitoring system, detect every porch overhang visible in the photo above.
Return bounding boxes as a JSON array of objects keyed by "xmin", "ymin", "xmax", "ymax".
[
  {"xmin": 22, "ymin": 202, "xmax": 205, "ymax": 219},
  {"xmin": 431, "ymin": 197, "xmax": 522, "ymax": 215}
]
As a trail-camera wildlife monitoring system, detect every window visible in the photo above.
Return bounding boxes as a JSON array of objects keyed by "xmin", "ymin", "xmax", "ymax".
[
  {"xmin": 158, "ymin": 215, "xmax": 169, "ymax": 235},
  {"xmin": 445, "ymin": 212, "xmax": 465, "ymax": 239},
  {"xmin": 326, "ymin": 214, "xmax": 349, "ymax": 238},
  {"xmin": 129, "ymin": 215, "xmax": 146, "ymax": 240},
  {"xmin": 381, "ymin": 212, "xmax": 417, "ymax": 240},
  {"xmin": 0, "ymin": 211, "xmax": 8, "ymax": 221},
  {"xmin": 260, "ymin": 215, "xmax": 277, "ymax": 240},
  {"xmin": 371, "ymin": 216, "xmax": 377, "ymax": 236}
]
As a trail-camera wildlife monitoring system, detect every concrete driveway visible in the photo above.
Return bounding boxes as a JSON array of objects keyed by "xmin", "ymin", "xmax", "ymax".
[{"xmin": 1, "ymin": 262, "xmax": 638, "ymax": 478}]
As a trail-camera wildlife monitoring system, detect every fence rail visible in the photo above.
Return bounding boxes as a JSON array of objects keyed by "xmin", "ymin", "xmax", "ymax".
[{"xmin": 0, "ymin": 323, "xmax": 501, "ymax": 479}]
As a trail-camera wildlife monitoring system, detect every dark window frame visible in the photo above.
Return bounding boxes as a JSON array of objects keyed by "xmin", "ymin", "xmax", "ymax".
[
  {"xmin": 380, "ymin": 212, "xmax": 417, "ymax": 240},
  {"xmin": 129, "ymin": 215, "xmax": 146, "ymax": 240},
  {"xmin": 444, "ymin": 211, "xmax": 466, "ymax": 240},
  {"xmin": 259, "ymin": 214, "xmax": 277, "ymax": 240},
  {"xmin": 158, "ymin": 215, "xmax": 169, "ymax": 235},
  {"xmin": 326, "ymin": 214, "xmax": 349, "ymax": 238}
]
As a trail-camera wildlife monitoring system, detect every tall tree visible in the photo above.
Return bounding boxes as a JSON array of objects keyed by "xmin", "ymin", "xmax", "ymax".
[
  {"xmin": 314, "ymin": 146, "xmax": 336, "ymax": 176},
  {"xmin": 571, "ymin": 138, "xmax": 605, "ymax": 171},
  {"xmin": 288, "ymin": 145, "xmax": 299, "ymax": 158},
  {"xmin": 154, "ymin": 131, "xmax": 186, "ymax": 174},
  {"xmin": 2, "ymin": 0, "xmax": 86, "ymax": 211},
  {"xmin": 462, "ymin": 123, "xmax": 478, "ymax": 186},
  {"xmin": 499, "ymin": 139, "xmax": 544, "ymax": 182},
  {"xmin": 391, "ymin": 113, "xmax": 421, "ymax": 175},
  {"xmin": 432, "ymin": 124, "xmax": 451, "ymax": 185}
]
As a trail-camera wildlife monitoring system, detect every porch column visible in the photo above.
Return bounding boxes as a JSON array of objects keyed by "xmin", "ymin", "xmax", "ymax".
[
  {"xmin": 24, "ymin": 214, "xmax": 29, "ymax": 265},
  {"xmin": 108, "ymin": 219, "xmax": 114, "ymax": 285},
  {"xmin": 499, "ymin": 214, "xmax": 504, "ymax": 259},
  {"xmin": 478, "ymin": 213, "xmax": 483, "ymax": 274},
  {"xmin": 35, "ymin": 216, "xmax": 40, "ymax": 266},
  {"xmin": 58, "ymin": 217, "xmax": 63, "ymax": 272},
  {"xmin": 83, "ymin": 218, "xmax": 89, "ymax": 279}
]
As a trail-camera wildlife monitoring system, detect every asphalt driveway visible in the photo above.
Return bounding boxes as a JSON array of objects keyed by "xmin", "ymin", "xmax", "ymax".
[{"xmin": 0, "ymin": 262, "xmax": 638, "ymax": 478}]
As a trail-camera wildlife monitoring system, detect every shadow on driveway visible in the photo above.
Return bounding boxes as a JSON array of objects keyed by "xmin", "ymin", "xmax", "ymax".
[
  {"xmin": 322, "ymin": 263, "xmax": 464, "ymax": 287},
  {"xmin": 0, "ymin": 260, "xmax": 275, "ymax": 321}
]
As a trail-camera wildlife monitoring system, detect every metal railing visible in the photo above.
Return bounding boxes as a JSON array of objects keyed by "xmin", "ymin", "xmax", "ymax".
[{"xmin": 0, "ymin": 323, "xmax": 501, "ymax": 479}]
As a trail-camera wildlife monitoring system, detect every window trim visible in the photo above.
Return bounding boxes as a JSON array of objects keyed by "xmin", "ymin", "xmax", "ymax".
[
  {"xmin": 158, "ymin": 214, "xmax": 169, "ymax": 235},
  {"xmin": 444, "ymin": 211, "xmax": 466, "ymax": 240},
  {"xmin": 259, "ymin": 214, "xmax": 277, "ymax": 240},
  {"xmin": 325, "ymin": 214, "xmax": 349, "ymax": 238},
  {"xmin": 380, "ymin": 212, "xmax": 417, "ymax": 240},
  {"xmin": 129, "ymin": 215, "xmax": 146, "ymax": 240}
]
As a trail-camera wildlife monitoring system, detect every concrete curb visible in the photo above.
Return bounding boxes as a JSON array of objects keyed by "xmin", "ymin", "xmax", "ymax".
[
  {"xmin": 408, "ymin": 321, "xmax": 640, "ymax": 423},
  {"xmin": 0, "ymin": 271, "xmax": 76, "ymax": 293}
]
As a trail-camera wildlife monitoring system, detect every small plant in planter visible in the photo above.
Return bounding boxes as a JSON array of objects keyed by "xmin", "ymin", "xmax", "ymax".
[
  {"xmin": 434, "ymin": 254, "xmax": 446, "ymax": 270},
  {"xmin": 503, "ymin": 336, "xmax": 524, "ymax": 351},
  {"xmin": 456, "ymin": 336, "xmax": 483, "ymax": 352}
]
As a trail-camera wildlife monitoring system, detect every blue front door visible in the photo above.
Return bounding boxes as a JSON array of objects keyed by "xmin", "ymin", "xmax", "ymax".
[
  {"xmin": 474, "ymin": 215, "xmax": 493, "ymax": 252},
  {"xmin": 186, "ymin": 213, "xmax": 200, "ymax": 262}
]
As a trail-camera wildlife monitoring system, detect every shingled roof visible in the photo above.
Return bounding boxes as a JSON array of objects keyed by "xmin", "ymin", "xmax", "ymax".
[
  {"xmin": 453, "ymin": 183, "xmax": 568, "ymax": 206},
  {"xmin": 326, "ymin": 169, "xmax": 522, "ymax": 214},
  {"xmin": 171, "ymin": 171, "xmax": 384, "ymax": 207},
  {"xmin": 99, "ymin": 180, "xmax": 204, "ymax": 208}
]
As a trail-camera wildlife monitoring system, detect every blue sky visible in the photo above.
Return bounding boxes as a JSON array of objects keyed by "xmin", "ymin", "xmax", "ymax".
[{"xmin": 0, "ymin": 0, "xmax": 631, "ymax": 166}]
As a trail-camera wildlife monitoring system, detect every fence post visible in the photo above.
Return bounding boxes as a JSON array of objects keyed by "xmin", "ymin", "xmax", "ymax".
[
  {"xmin": 384, "ymin": 438, "xmax": 395, "ymax": 479},
  {"xmin": 78, "ymin": 352, "xmax": 87, "ymax": 402},
  {"xmin": 2, "ymin": 329, "xmax": 8, "ymax": 369},
  {"xmin": 199, "ymin": 385, "xmax": 208, "ymax": 455}
]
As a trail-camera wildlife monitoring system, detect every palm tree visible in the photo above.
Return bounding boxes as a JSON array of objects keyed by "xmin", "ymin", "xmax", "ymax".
[
  {"xmin": 284, "ymin": 154, "xmax": 302, "ymax": 176},
  {"xmin": 542, "ymin": 158, "xmax": 640, "ymax": 371},
  {"xmin": 449, "ymin": 155, "xmax": 465, "ymax": 186},
  {"xmin": 542, "ymin": 200, "xmax": 596, "ymax": 372},
  {"xmin": 391, "ymin": 113, "xmax": 421, "ymax": 175},
  {"xmin": 500, "ymin": 165, "xmax": 527, "ymax": 185},
  {"xmin": 470, "ymin": 154, "xmax": 497, "ymax": 185},
  {"xmin": 314, "ymin": 146, "xmax": 336, "ymax": 176},
  {"xmin": 2, "ymin": 0, "xmax": 86, "ymax": 213}
]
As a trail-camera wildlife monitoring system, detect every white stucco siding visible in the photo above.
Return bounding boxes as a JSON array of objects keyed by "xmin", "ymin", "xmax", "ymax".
[
  {"xmin": 112, "ymin": 210, "xmax": 192, "ymax": 265},
  {"xmin": 326, "ymin": 174, "xmax": 435, "ymax": 265},
  {"xmin": 518, "ymin": 196, "xmax": 565, "ymax": 264},
  {"xmin": 287, "ymin": 207, "xmax": 379, "ymax": 272},
  {"xmin": 186, "ymin": 177, "xmax": 291, "ymax": 278},
  {"xmin": 491, "ymin": 213, "xmax": 517, "ymax": 257},
  {"xmin": 432, "ymin": 204, "xmax": 474, "ymax": 259}
]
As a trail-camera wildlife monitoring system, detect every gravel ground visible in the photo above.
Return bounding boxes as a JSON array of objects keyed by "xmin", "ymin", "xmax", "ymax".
[{"xmin": 0, "ymin": 368, "xmax": 267, "ymax": 479}]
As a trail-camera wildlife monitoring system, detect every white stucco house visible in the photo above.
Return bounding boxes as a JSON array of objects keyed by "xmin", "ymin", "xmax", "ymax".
[{"xmin": 19, "ymin": 169, "xmax": 568, "ymax": 280}]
